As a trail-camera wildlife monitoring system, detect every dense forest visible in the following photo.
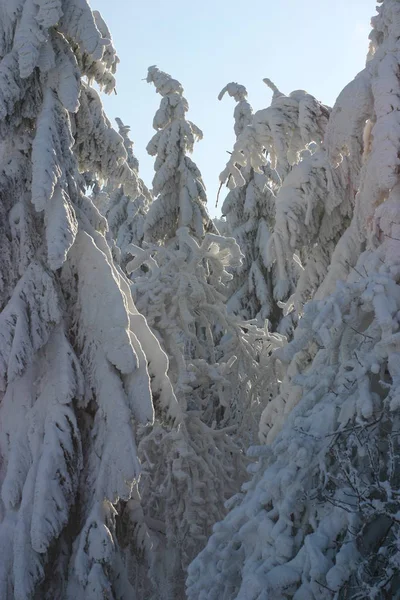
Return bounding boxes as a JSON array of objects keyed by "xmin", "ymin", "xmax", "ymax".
[{"xmin": 0, "ymin": 1, "xmax": 399, "ymax": 599}]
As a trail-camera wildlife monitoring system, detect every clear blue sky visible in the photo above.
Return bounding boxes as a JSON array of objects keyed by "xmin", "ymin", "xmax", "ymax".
[{"xmin": 94, "ymin": 0, "xmax": 377, "ymax": 217}]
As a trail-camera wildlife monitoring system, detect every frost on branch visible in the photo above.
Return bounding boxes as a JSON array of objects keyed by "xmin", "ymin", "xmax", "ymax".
[{"xmin": 144, "ymin": 66, "xmax": 215, "ymax": 243}]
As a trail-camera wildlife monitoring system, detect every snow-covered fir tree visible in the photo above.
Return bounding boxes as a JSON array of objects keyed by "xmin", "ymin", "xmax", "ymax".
[
  {"xmin": 129, "ymin": 227, "xmax": 275, "ymax": 435},
  {"xmin": 219, "ymin": 82, "xmax": 282, "ymax": 326},
  {"xmin": 218, "ymin": 78, "xmax": 334, "ymax": 330},
  {"xmin": 0, "ymin": 3, "xmax": 178, "ymax": 598},
  {"xmin": 144, "ymin": 66, "xmax": 216, "ymax": 244},
  {"xmin": 265, "ymin": 68, "xmax": 371, "ymax": 316},
  {"xmin": 187, "ymin": 2, "xmax": 400, "ymax": 598},
  {"xmin": 220, "ymin": 78, "xmax": 330, "ymax": 190},
  {"xmin": 124, "ymin": 66, "xmax": 273, "ymax": 435},
  {"xmin": 138, "ymin": 67, "xmax": 277, "ymax": 439},
  {"xmin": 266, "ymin": 146, "xmax": 354, "ymax": 316},
  {"xmin": 218, "ymin": 82, "xmax": 253, "ymax": 138},
  {"xmin": 101, "ymin": 117, "xmax": 152, "ymax": 267},
  {"xmin": 128, "ymin": 227, "xmax": 274, "ymax": 599},
  {"xmin": 103, "ymin": 67, "xmax": 278, "ymax": 599}
]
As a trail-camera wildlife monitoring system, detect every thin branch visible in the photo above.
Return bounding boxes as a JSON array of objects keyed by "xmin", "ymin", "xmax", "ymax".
[
  {"xmin": 349, "ymin": 326, "xmax": 374, "ymax": 340},
  {"xmin": 216, "ymin": 173, "xmax": 232, "ymax": 208},
  {"xmin": 345, "ymin": 259, "xmax": 364, "ymax": 278},
  {"xmin": 384, "ymin": 233, "xmax": 400, "ymax": 242}
]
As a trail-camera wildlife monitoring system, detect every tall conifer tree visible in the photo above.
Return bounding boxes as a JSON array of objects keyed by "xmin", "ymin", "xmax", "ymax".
[
  {"xmin": 0, "ymin": 4, "xmax": 176, "ymax": 598},
  {"xmin": 188, "ymin": 3, "xmax": 400, "ymax": 599}
]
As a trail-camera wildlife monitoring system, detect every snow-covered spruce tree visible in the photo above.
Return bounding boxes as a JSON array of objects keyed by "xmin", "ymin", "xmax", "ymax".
[
  {"xmin": 128, "ymin": 227, "xmax": 276, "ymax": 600},
  {"xmin": 140, "ymin": 67, "xmax": 276, "ymax": 438},
  {"xmin": 265, "ymin": 64, "xmax": 374, "ymax": 317},
  {"xmin": 220, "ymin": 78, "xmax": 330, "ymax": 189},
  {"xmin": 219, "ymin": 82, "xmax": 282, "ymax": 325},
  {"xmin": 265, "ymin": 147, "xmax": 355, "ymax": 317},
  {"xmin": 99, "ymin": 117, "xmax": 152, "ymax": 268},
  {"xmin": 258, "ymin": 23, "xmax": 374, "ymax": 445},
  {"xmin": 187, "ymin": 3, "xmax": 400, "ymax": 598},
  {"xmin": 218, "ymin": 82, "xmax": 253, "ymax": 138},
  {"xmin": 112, "ymin": 68, "xmax": 277, "ymax": 600},
  {"xmin": 138, "ymin": 66, "xmax": 272, "ymax": 432},
  {"xmin": 144, "ymin": 66, "xmax": 216, "ymax": 244},
  {"xmin": 218, "ymin": 79, "xmax": 331, "ymax": 328},
  {"xmin": 129, "ymin": 227, "xmax": 276, "ymax": 435},
  {"xmin": 0, "ymin": 4, "xmax": 178, "ymax": 599}
]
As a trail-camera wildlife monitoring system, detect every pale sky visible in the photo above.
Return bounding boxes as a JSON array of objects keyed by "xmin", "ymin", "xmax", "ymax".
[{"xmin": 94, "ymin": 0, "xmax": 377, "ymax": 217}]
